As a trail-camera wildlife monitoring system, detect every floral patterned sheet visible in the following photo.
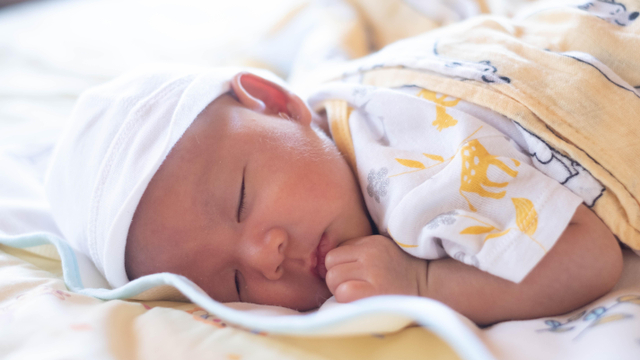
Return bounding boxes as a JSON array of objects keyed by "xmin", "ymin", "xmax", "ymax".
[{"xmin": 1, "ymin": 243, "xmax": 639, "ymax": 360}]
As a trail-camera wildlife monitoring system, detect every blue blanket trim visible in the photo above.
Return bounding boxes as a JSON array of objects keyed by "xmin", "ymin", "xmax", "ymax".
[
  {"xmin": 0, "ymin": 232, "xmax": 495, "ymax": 360},
  {"xmin": 0, "ymin": 231, "xmax": 85, "ymax": 290}
]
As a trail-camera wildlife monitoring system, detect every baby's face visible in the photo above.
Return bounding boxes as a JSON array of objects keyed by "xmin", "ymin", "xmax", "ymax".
[{"xmin": 126, "ymin": 82, "xmax": 372, "ymax": 311}]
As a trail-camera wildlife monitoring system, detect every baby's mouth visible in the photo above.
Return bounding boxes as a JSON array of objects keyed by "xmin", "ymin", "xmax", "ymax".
[{"xmin": 315, "ymin": 232, "xmax": 330, "ymax": 279}]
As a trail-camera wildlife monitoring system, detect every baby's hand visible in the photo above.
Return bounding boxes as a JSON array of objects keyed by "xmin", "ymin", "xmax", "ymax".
[{"xmin": 324, "ymin": 235, "xmax": 428, "ymax": 303}]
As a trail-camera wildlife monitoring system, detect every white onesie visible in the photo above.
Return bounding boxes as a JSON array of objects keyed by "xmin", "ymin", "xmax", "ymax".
[{"xmin": 309, "ymin": 83, "xmax": 600, "ymax": 283}]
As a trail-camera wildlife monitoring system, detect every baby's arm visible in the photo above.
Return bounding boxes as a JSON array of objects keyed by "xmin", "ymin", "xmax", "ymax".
[
  {"xmin": 325, "ymin": 204, "xmax": 623, "ymax": 325},
  {"xmin": 425, "ymin": 204, "xmax": 622, "ymax": 325}
]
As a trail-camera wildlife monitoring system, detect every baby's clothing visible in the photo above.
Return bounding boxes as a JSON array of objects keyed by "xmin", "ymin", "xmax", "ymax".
[{"xmin": 309, "ymin": 84, "xmax": 588, "ymax": 282}]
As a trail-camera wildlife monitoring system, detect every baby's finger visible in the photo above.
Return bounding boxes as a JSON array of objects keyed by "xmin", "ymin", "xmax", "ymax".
[
  {"xmin": 334, "ymin": 280, "xmax": 376, "ymax": 303},
  {"xmin": 325, "ymin": 261, "xmax": 366, "ymax": 295},
  {"xmin": 325, "ymin": 244, "xmax": 360, "ymax": 270}
]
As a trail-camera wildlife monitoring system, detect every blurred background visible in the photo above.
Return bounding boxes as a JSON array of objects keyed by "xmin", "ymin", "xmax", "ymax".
[
  {"xmin": 0, "ymin": 0, "xmax": 307, "ymax": 141},
  {"xmin": 0, "ymin": 0, "xmax": 539, "ymax": 138}
]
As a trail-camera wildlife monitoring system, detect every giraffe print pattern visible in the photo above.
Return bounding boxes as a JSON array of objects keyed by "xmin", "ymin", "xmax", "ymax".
[{"xmin": 459, "ymin": 139, "xmax": 520, "ymax": 211}]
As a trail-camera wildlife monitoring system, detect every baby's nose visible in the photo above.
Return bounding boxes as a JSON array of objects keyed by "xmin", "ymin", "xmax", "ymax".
[{"xmin": 250, "ymin": 227, "xmax": 287, "ymax": 280}]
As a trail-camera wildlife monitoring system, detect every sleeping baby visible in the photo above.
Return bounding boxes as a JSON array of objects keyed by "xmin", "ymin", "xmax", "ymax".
[{"xmin": 45, "ymin": 3, "xmax": 637, "ymax": 325}]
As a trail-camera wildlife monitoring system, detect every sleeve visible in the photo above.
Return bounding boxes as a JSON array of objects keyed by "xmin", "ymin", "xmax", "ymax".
[{"xmin": 384, "ymin": 134, "xmax": 584, "ymax": 283}]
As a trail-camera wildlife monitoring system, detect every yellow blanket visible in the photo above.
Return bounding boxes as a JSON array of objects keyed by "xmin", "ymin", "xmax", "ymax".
[{"xmin": 299, "ymin": 0, "xmax": 640, "ymax": 250}]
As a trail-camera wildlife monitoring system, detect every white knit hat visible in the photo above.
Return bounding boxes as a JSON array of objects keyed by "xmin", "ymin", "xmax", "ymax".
[{"xmin": 45, "ymin": 65, "xmax": 285, "ymax": 288}]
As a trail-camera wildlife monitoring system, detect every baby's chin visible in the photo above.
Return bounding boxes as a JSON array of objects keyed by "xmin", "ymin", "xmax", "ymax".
[
  {"xmin": 288, "ymin": 282, "xmax": 333, "ymax": 312},
  {"xmin": 278, "ymin": 281, "xmax": 333, "ymax": 312},
  {"xmin": 232, "ymin": 275, "xmax": 332, "ymax": 312}
]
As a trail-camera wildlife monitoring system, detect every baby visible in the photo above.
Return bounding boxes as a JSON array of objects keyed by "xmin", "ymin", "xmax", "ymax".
[
  {"xmin": 46, "ymin": 63, "xmax": 622, "ymax": 326},
  {"xmin": 128, "ymin": 71, "xmax": 623, "ymax": 326}
]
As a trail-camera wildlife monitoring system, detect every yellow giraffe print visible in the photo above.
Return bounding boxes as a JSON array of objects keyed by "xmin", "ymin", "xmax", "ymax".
[
  {"xmin": 459, "ymin": 139, "xmax": 519, "ymax": 211},
  {"xmin": 418, "ymin": 89, "xmax": 461, "ymax": 131}
]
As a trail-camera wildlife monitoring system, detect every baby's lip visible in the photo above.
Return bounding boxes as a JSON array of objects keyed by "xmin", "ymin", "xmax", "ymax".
[
  {"xmin": 314, "ymin": 232, "xmax": 330, "ymax": 279},
  {"xmin": 310, "ymin": 246, "xmax": 318, "ymax": 274}
]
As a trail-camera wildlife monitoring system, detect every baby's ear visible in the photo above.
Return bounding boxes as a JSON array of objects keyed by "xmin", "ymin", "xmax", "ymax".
[{"xmin": 231, "ymin": 72, "xmax": 311, "ymax": 126}]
